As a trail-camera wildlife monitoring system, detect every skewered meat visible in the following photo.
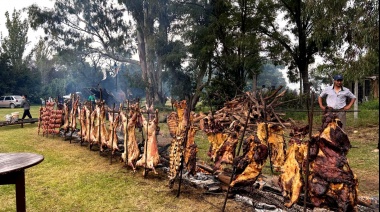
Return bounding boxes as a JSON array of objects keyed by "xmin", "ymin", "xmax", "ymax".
[
  {"xmin": 121, "ymin": 103, "xmax": 141, "ymax": 171},
  {"xmin": 84, "ymin": 105, "xmax": 92, "ymax": 143},
  {"xmin": 168, "ymin": 130, "xmax": 185, "ymax": 188},
  {"xmin": 166, "ymin": 112, "xmax": 178, "ymax": 138},
  {"xmin": 136, "ymin": 109, "xmax": 160, "ymax": 175},
  {"xmin": 213, "ymin": 123, "xmax": 241, "ymax": 171},
  {"xmin": 69, "ymin": 97, "xmax": 79, "ymax": 130},
  {"xmin": 104, "ymin": 113, "xmax": 120, "ymax": 154},
  {"xmin": 207, "ymin": 132, "xmax": 228, "ymax": 161},
  {"xmin": 78, "ymin": 106, "xmax": 87, "ymax": 140},
  {"xmin": 199, "ymin": 114, "xmax": 229, "ymax": 161},
  {"xmin": 308, "ymin": 112, "xmax": 358, "ymax": 212},
  {"xmin": 168, "ymin": 100, "xmax": 199, "ymax": 187},
  {"xmin": 98, "ymin": 104, "xmax": 109, "ymax": 151},
  {"xmin": 230, "ymin": 130, "xmax": 268, "ymax": 187},
  {"xmin": 278, "ymin": 126, "xmax": 309, "ymax": 207},
  {"xmin": 174, "ymin": 100, "xmax": 186, "ymax": 129},
  {"xmin": 61, "ymin": 102, "xmax": 70, "ymax": 131},
  {"xmin": 266, "ymin": 123, "xmax": 286, "ymax": 171},
  {"xmin": 183, "ymin": 120, "xmax": 198, "ymax": 176},
  {"xmin": 89, "ymin": 108, "xmax": 99, "ymax": 147}
]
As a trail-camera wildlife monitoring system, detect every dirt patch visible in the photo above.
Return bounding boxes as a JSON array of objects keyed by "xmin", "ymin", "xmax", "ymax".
[{"xmin": 347, "ymin": 126, "xmax": 379, "ymax": 144}]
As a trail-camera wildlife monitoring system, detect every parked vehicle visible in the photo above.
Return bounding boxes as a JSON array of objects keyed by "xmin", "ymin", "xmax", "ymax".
[
  {"xmin": 0, "ymin": 95, "xmax": 23, "ymax": 108},
  {"xmin": 63, "ymin": 92, "xmax": 82, "ymax": 100}
]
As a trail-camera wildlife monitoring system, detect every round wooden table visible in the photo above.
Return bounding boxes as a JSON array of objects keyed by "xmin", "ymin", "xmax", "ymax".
[{"xmin": 0, "ymin": 153, "xmax": 44, "ymax": 212}]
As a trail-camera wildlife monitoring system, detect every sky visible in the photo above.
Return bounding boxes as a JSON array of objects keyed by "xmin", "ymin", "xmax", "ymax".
[
  {"xmin": 0, "ymin": 0, "xmax": 300, "ymax": 90},
  {"xmin": 0, "ymin": 0, "xmax": 55, "ymax": 52}
]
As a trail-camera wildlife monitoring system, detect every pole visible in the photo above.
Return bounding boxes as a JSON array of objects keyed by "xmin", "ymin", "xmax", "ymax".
[
  {"xmin": 88, "ymin": 106, "xmax": 92, "ymax": 150},
  {"xmin": 303, "ymin": 91, "xmax": 314, "ymax": 211},
  {"xmin": 143, "ymin": 110, "xmax": 149, "ymax": 177},
  {"xmin": 125, "ymin": 100, "xmax": 129, "ymax": 166},
  {"xmin": 263, "ymin": 101, "xmax": 274, "ymax": 174},
  {"xmin": 221, "ymin": 107, "xmax": 252, "ymax": 212},
  {"xmin": 110, "ymin": 103, "xmax": 115, "ymax": 164},
  {"xmin": 79, "ymin": 105, "xmax": 83, "ymax": 145},
  {"xmin": 98, "ymin": 89, "xmax": 103, "ymax": 154},
  {"xmin": 98, "ymin": 103, "xmax": 101, "ymax": 155}
]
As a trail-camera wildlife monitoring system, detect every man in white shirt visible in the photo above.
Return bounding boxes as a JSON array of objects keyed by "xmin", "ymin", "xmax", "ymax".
[{"xmin": 318, "ymin": 74, "xmax": 356, "ymax": 130}]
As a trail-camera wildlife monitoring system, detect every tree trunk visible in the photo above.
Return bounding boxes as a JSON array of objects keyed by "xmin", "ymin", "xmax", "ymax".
[
  {"xmin": 252, "ymin": 74, "xmax": 258, "ymax": 97},
  {"xmin": 302, "ymin": 67, "xmax": 310, "ymax": 95},
  {"xmin": 299, "ymin": 72, "xmax": 303, "ymax": 95}
]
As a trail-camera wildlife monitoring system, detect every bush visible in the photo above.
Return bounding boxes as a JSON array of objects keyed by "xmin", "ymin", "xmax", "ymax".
[{"xmin": 359, "ymin": 99, "xmax": 379, "ymax": 110}]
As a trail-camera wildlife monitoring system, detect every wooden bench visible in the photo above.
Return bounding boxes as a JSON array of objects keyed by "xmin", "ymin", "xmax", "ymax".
[{"xmin": 0, "ymin": 118, "xmax": 38, "ymax": 128}]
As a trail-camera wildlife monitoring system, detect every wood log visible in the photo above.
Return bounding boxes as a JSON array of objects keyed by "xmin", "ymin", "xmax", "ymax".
[{"xmin": 196, "ymin": 162, "xmax": 214, "ymax": 173}]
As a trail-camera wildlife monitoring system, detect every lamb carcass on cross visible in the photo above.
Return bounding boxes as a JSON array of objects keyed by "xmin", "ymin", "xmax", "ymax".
[
  {"xmin": 307, "ymin": 112, "xmax": 358, "ymax": 212},
  {"xmin": 278, "ymin": 125, "xmax": 309, "ymax": 207},
  {"xmin": 120, "ymin": 102, "xmax": 142, "ymax": 171},
  {"xmin": 136, "ymin": 109, "xmax": 160, "ymax": 176}
]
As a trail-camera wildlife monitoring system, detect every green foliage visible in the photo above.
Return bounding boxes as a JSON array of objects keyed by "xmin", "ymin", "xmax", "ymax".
[
  {"xmin": 0, "ymin": 54, "xmax": 13, "ymax": 94},
  {"xmin": 5, "ymin": 0, "xmax": 374, "ymax": 109},
  {"xmin": 0, "ymin": 9, "xmax": 43, "ymax": 102},
  {"xmin": 2, "ymin": 10, "xmax": 29, "ymax": 71},
  {"xmin": 122, "ymin": 64, "xmax": 146, "ymax": 99},
  {"xmin": 162, "ymin": 69, "xmax": 192, "ymax": 101},
  {"xmin": 277, "ymin": 89, "xmax": 307, "ymax": 110},
  {"xmin": 359, "ymin": 99, "xmax": 379, "ymax": 110},
  {"xmin": 206, "ymin": 73, "xmax": 239, "ymax": 110}
]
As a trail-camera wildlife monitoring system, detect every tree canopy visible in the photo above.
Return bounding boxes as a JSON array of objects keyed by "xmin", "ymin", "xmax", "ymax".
[{"xmin": 0, "ymin": 0, "xmax": 377, "ymax": 104}]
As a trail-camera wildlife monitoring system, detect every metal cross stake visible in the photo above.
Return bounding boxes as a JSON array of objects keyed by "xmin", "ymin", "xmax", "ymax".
[
  {"xmin": 263, "ymin": 101, "xmax": 274, "ymax": 174},
  {"xmin": 143, "ymin": 110, "xmax": 149, "ymax": 177},
  {"xmin": 110, "ymin": 103, "xmax": 115, "ymax": 164},
  {"xmin": 125, "ymin": 100, "xmax": 129, "ymax": 167}
]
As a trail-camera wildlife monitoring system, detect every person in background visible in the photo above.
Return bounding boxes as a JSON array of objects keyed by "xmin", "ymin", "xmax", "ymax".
[
  {"xmin": 21, "ymin": 94, "xmax": 32, "ymax": 119},
  {"xmin": 261, "ymin": 85, "xmax": 269, "ymax": 94},
  {"xmin": 88, "ymin": 94, "xmax": 96, "ymax": 109},
  {"xmin": 318, "ymin": 74, "xmax": 356, "ymax": 130}
]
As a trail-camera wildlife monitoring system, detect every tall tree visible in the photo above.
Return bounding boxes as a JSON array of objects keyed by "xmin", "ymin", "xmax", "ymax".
[
  {"xmin": 255, "ymin": 0, "xmax": 374, "ymax": 95},
  {"xmin": 0, "ymin": 53, "xmax": 13, "ymax": 95},
  {"xmin": 27, "ymin": 0, "xmax": 138, "ymax": 96},
  {"xmin": 174, "ymin": 0, "xmax": 263, "ymax": 109},
  {"xmin": 214, "ymin": 0, "xmax": 262, "ymax": 94},
  {"xmin": 1, "ymin": 9, "xmax": 29, "ymax": 72},
  {"xmin": 332, "ymin": 0, "xmax": 378, "ymax": 80},
  {"xmin": 28, "ymin": 0, "xmax": 179, "ymax": 106},
  {"xmin": 33, "ymin": 39, "xmax": 56, "ymax": 86},
  {"xmin": 119, "ymin": 0, "xmax": 180, "ymax": 106},
  {"xmin": 0, "ymin": 9, "xmax": 41, "ymax": 100}
]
